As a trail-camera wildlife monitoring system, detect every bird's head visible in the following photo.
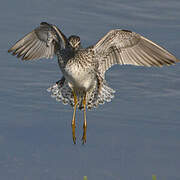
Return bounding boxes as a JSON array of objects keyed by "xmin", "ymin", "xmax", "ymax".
[{"xmin": 68, "ymin": 35, "xmax": 81, "ymax": 50}]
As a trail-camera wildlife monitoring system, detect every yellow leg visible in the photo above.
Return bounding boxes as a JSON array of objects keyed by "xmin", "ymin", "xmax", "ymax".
[
  {"xmin": 72, "ymin": 90, "xmax": 77, "ymax": 144},
  {"xmin": 82, "ymin": 94, "xmax": 87, "ymax": 144}
]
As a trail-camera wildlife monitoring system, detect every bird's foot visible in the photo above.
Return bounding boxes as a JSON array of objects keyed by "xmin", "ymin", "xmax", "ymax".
[
  {"xmin": 72, "ymin": 135, "xmax": 76, "ymax": 144},
  {"xmin": 82, "ymin": 134, "xmax": 86, "ymax": 144},
  {"xmin": 72, "ymin": 123, "xmax": 76, "ymax": 144},
  {"xmin": 82, "ymin": 126, "xmax": 87, "ymax": 144}
]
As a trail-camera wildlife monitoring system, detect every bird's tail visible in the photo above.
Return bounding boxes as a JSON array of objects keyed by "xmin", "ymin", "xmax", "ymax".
[
  {"xmin": 47, "ymin": 80, "xmax": 74, "ymax": 107},
  {"xmin": 86, "ymin": 81, "xmax": 115, "ymax": 110},
  {"xmin": 47, "ymin": 80, "xmax": 115, "ymax": 110}
]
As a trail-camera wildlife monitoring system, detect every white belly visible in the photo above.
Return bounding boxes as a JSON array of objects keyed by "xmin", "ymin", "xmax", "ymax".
[{"xmin": 64, "ymin": 65, "xmax": 96, "ymax": 91}]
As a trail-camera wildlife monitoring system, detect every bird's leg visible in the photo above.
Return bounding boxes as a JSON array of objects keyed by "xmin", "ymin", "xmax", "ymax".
[
  {"xmin": 82, "ymin": 94, "xmax": 87, "ymax": 144},
  {"xmin": 72, "ymin": 90, "xmax": 77, "ymax": 144}
]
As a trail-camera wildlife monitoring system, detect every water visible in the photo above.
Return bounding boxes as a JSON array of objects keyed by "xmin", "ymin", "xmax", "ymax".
[{"xmin": 1, "ymin": 0, "xmax": 180, "ymax": 179}]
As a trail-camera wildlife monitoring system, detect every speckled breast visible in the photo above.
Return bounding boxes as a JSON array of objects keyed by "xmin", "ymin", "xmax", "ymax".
[{"xmin": 62, "ymin": 49, "xmax": 96, "ymax": 91}]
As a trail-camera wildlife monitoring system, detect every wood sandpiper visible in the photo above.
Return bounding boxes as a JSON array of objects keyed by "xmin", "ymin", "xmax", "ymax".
[{"xmin": 8, "ymin": 22, "xmax": 179, "ymax": 144}]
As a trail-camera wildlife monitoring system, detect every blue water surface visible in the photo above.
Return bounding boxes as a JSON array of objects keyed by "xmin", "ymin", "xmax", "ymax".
[{"xmin": 0, "ymin": 0, "xmax": 180, "ymax": 180}]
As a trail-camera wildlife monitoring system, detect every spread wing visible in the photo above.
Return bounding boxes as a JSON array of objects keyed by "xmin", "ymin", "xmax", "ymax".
[
  {"xmin": 93, "ymin": 29, "xmax": 179, "ymax": 75},
  {"xmin": 8, "ymin": 22, "xmax": 68, "ymax": 60}
]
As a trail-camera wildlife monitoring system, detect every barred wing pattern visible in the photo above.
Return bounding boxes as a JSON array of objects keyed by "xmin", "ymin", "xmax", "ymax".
[
  {"xmin": 93, "ymin": 29, "xmax": 179, "ymax": 75},
  {"xmin": 8, "ymin": 22, "xmax": 67, "ymax": 60}
]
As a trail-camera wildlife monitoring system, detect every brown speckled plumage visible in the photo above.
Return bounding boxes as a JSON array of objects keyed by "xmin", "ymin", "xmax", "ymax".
[{"xmin": 8, "ymin": 22, "xmax": 179, "ymax": 144}]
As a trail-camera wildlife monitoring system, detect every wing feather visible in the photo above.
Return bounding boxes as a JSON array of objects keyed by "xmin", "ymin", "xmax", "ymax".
[
  {"xmin": 93, "ymin": 29, "xmax": 179, "ymax": 75},
  {"xmin": 8, "ymin": 22, "xmax": 68, "ymax": 60}
]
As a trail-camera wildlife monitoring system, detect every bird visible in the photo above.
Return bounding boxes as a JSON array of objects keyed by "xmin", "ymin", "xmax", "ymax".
[{"xmin": 8, "ymin": 22, "xmax": 179, "ymax": 144}]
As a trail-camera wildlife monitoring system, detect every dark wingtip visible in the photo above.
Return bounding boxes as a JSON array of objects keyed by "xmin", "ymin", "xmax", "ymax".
[
  {"xmin": 40, "ymin": 22, "xmax": 50, "ymax": 26},
  {"xmin": 8, "ymin": 48, "xmax": 12, "ymax": 53},
  {"xmin": 172, "ymin": 58, "xmax": 180, "ymax": 64},
  {"xmin": 122, "ymin": 29, "xmax": 132, "ymax": 33}
]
